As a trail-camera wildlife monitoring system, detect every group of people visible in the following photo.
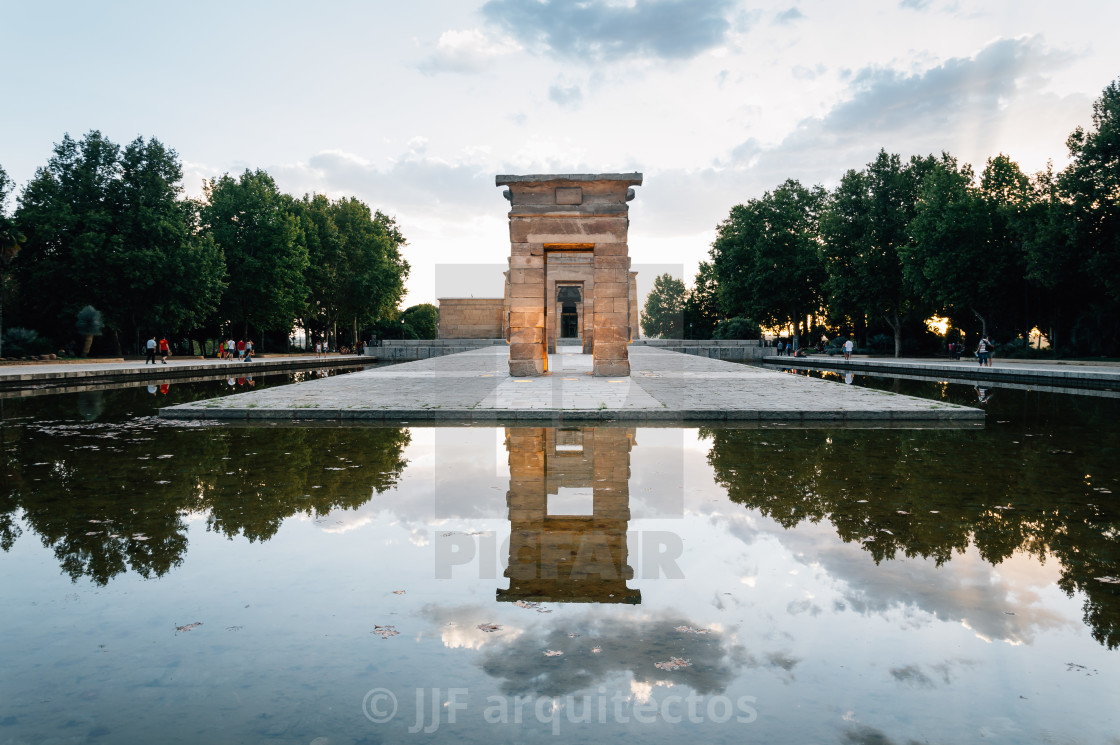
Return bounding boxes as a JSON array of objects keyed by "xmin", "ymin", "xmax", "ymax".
[
  {"xmin": 144, "ymin": 336, "xmax": 170, "ymax": 364},
  {"xmin": 773, "ymin": 341, "xmax": 796, "ymax": 356},
  {"xmin": 946, "ymin": 338, "xmax": 994, "ymax": 366},
  {"xmin": 218, "ymin": 338, "xmax": 254, "ymax": 362}
]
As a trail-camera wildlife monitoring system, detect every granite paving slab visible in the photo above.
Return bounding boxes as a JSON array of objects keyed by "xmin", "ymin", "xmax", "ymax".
[{"xmin": 159, "ymin": 346, "xmax": 984, "ymax": 424}]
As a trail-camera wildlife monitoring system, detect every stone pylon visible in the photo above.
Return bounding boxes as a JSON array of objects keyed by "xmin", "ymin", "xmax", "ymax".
[{"xmin": 496, "ymin": 173, "xmax": 642, "ymax": 376}]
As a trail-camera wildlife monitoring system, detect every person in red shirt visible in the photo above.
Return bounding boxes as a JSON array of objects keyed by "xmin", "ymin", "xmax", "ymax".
[
  {"xmin": 159, "ymin": 337, "xmax": 170, "ymax": 364},
  {"xmin": 237, "ymin": 339, "xmax": 246, "ymax": 361}
]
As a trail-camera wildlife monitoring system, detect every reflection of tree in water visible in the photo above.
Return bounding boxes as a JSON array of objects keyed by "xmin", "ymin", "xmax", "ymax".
[
  {"xmin": 0, "ymin": 417, "xmax": 409, "ymax": 584},
  {"xmin": 702, "ymin": 421, "xmax": 1120, "ymax": 649},
  {"xmin": 473, "ymin": 615, "xmax": 775, "ymax": 698}
]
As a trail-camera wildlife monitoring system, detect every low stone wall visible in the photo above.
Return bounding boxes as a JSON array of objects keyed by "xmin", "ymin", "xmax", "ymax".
[
  {"xmin": 630, "ymin": 339, "xmax": 767, "ymax": 361},
  {"xmin": 366, "ymin": 339, "xmax": 507, "ymax": 361}
]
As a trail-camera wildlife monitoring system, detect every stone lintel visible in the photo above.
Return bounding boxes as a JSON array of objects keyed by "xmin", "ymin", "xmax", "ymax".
[{"xmin": 496, "ymin": 173, "xmax": 643, "ymax": 186}]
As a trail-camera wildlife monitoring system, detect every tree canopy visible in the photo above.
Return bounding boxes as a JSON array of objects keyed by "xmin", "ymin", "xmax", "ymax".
[
  {"xmin": 640, "ymin": 273, "xmax": 687, "ymax": 339},
  {"xmin": 4, "ymin": 131, "xmax": 411, "ymax": 356}
]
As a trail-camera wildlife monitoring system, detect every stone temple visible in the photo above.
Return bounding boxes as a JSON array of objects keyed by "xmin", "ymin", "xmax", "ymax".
[{"xmin": 437, "ymin": 173, "xmax": 642, "ymax": 377}]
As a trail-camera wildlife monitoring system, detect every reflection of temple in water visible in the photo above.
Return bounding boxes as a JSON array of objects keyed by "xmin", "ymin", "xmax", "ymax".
[{"xmin": 499, "ymin": 427, "xmax": 641, "ymax": 605}]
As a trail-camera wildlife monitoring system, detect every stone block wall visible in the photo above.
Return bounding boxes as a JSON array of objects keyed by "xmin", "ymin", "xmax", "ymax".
[{"xmin": 437, "ymin": 298, "xmax": 505, "ymax": 339}]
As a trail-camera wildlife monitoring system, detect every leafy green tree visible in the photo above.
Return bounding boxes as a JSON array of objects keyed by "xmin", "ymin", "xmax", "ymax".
[
  {"xmin": 15, "ymin": 132, "xmax": 122, "ymax": 348},
  {"xmin": 1061, "ymin": 79, "xmax": 1120, "ymax": 304},
  {"xmin": 200, "ymin": 170, "xmax": 309, "ymax": 343},
  {"xmin": 640, "ymin": 273, "xmax": 687, "ymax": 338},
  {"xmin": 820, "ymin": 151, "xmax": 936, "ymax": 356},
  {"xmin": 297, "ymin": 195, "xmax": 409, "ymax": 348},
  {"xmin": 112, "ymin": 137, "xmax": 224, "ymax": 344},
  {"xmin": 683, "ymin": 260, "xmax": 720, "ymax": 338},
  {"xmin": 332, "ymin": 199, "xmax": 409, "ymax": 345},
  {"xmin": 710, "ymin": 179, "xmax": 827, "ymax": 344},
  {"xmin": 0, "ymin": 163, "xmax": 26, "ymax": 358},
  {"xmin": 903, "ymin": 155, "xmax": 1024, "ymax": 340},
  {"xmin": 401, "ymin": 303, "xmax": 438, "ymax": 339},
  {"xmin": 14, "ymin": 132, "xmax": 223, "ymax": 353}
]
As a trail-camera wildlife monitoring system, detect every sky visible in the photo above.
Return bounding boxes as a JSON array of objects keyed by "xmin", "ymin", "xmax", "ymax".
[{"xmin": 2, "ymin": 0, "xmax": 1118, "ymax": 306}]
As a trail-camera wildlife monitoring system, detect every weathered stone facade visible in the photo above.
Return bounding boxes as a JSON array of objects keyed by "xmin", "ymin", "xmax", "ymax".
[
  {"xmin": 436, "ymin": 298, "xmax": 505, "ymax": 339},
  {"xmin": 497, "ymin": 173, "xmax": 642, "ymax": 377}
]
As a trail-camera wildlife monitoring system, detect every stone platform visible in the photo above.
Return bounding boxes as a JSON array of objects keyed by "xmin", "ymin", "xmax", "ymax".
[{"xmin": 158, "ymin": 346, "xmax": 984, "ymax": 425}]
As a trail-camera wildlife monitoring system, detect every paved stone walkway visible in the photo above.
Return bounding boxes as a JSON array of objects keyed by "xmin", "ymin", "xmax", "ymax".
[
  {"xmin": 0, "ymin": 354, "xmax": 368, "ymax": 389},
  {"xmin": 765, "ymin": 355, "xmax": 1120, "ymax": 390},
  {"xmin": 159, "ymin": 346, "xmax": 983, "ymax": 424}
]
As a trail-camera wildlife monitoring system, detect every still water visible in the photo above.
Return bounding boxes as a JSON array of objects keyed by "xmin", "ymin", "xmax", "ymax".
[{"xmin": 1, "ymin": 371, "xmax": 1117, "ymax": 744}]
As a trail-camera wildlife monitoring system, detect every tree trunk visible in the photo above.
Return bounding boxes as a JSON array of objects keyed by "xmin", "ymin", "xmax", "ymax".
[
  {"xmin": 971, "ymin": 307, "xmax": 988, "ymax": 339},
  {"xmin": 883, "ymin": 311, "xmax": 902, "ymax": 358}
]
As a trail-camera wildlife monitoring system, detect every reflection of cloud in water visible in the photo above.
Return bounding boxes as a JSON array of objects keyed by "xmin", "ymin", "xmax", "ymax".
[
  {"xmin": 890, "ymin": 658, "xmax": 976, "ymax": 689},
  {"xmin": 422, "ymin": 603, "xmax": 525, "ymax": 651},
  {"xmin": 714, "ymin": 509, "xmax": 1072, "ymax": 646},
  {"xmin": 460, "ymin": 612, "xmax": 799, "ymax": 698}
]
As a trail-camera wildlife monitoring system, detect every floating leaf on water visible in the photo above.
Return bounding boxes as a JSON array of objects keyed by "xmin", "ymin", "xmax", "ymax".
[
  {"xmin": 591, "ymin": 647, "xmax": 602, "ymax": 654},
  {"xmin": 393, "ymin": 590, "xmax": 406, "ymax": 595},
  {"xmin": 1095, "ymin": 576, "xmax": 1120, "ymax": 584},
  {"xmin": 372, "ymin": 625, "xmax": 399, "ymax": 639},
  {"xmin": 675, "ymin": 625, "xmax": 711, "ymax": 635},
  {"xmin": 856, "ymin": 500, "xmax": 868, "ymax": 503},
  {"xmin": 544, "ymin": 650, "xmax": 564, "ymax": 657},
  {"xmin": 567, "ymin": 632, "xmax": 580, "ymax": 638},
  {"xmin": 132, "ymin": 535, "xmax": 149, "ymax": 541},
  {"xmin": 175, "ymin": 622, "xmax": 202, "ymax": 633},
  {"xmin": 655, "ymin": 657, "xmax": 692, "ymax": 671},
  {"xmin": 513, "ymin": 600, "xmax": 551, "ymax": 613},
  {"xmin": 477, "ymin": 623, "xmax": 502, "ymax": 633}
]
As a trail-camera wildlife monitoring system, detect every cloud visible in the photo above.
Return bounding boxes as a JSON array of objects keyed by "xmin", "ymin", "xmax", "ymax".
[
  {"xmin": 548, "ymin": 83, "xmax": 583, "ymax": 108},
  {"xmin": 713, "ymin": 36, "xmax": 1086, "ymax": 200},
  {"xmin": 774, "ymin": 7, "xmax": 804, "ymax": 24},
  {"xmin": 480, "ymin": 0, "xmax": 735, "ymax": 62},
  {"xmin": 417, "ymin": 28, "xmax": 522, "ymax": 74},
  {"xmin": 899, "ymin": 0, "xmax": 930, "ymax": 8}
]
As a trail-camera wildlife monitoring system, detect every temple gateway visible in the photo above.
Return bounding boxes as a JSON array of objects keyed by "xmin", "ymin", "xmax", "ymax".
[{"xmin": 437, "ymin": 173, "xmax": 642, "ymax": 377}]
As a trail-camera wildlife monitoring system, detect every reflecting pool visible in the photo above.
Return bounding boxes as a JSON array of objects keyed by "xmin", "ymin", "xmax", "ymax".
[{"xmin": 1, "ymin": 374, "xmax": 1118, "ymax": 743}]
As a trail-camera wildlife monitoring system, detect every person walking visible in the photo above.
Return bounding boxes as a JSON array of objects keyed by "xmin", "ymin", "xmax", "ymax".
[
  {"xmin": 843, "ymin": 338, "xmax": 854, "ymax": 361},
  {"xmin": 159, "ymin": 337, "xmax": 170, "ymax": 364},
  {"xmin": 226, "ymin": 337, "xmax": 236, "ymax": 361},
  {"xmin": 145, "ymin": 336, "xmax": 157, "ymax": 364}
]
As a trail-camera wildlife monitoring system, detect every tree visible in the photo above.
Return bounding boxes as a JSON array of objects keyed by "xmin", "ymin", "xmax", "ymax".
[
  {"xmin": 297, "ymin": 195, "xmax": 409, "ymax": 348},
  {"xmin": 903, "ymin": 155, "xmax": 1024, "ymax": 340},
  {"xmin": 710, "ymin": 179, "xmax": 827, "ymax": 344},
  {"xmin": 113, "ymin": 137, "xmax": 224, "ymax": 344},
  {"xmin": 820, "ymin": 151, "xmax": 936, "ymax": 357},
  {"xmin": 640, "ymin": 273, "xmax": 687, "ymax": 338},
  {"xmin": 683, "ymin": 261, "xmax": 720, "ymax": 338},
  {"xmin": 200, "ymin": 170, "xmax": 309, "ymax": 343},
  {"xmin": 1062, "ymin": 78, "xmax": 1120, "ymax": 305},
  {"xmin": 14, "ymin": 132, "xmax": 122, "ymax": 348},
  {"xmin": 0, "ymin": 164, "xmax": 25, "ymax": 358},
  {"xmin": 332, "ymin": 199, "xmax": 409, "ymax": 345},
  {"xmin": 401, "ymin": 303, "xmax": 438, "ymax": 339},
  {"xmin": 13, "ymin": 132, "xmax": 223, "ymax": 353}
]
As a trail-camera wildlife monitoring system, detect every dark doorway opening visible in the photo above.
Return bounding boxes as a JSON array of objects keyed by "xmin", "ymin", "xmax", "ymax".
[{"xmin": 561, "ymin": 305, "xmax": 579, "ymax": 338}]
